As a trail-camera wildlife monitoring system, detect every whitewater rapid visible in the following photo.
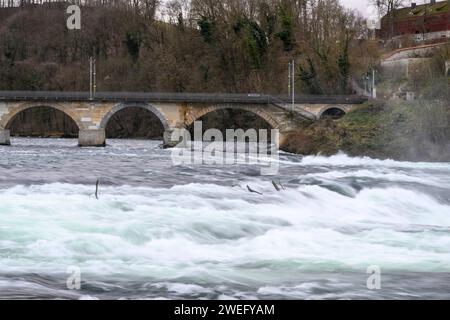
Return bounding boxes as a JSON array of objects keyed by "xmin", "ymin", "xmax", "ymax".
[{"xmin": 0, "ymin": 138, "xmax": 449, "ymax": 299}]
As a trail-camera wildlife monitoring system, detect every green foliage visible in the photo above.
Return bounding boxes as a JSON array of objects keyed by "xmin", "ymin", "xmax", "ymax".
[
  {"xmin": 245, "ymin": 21, "xmax": 267, "ymax": 69},
  {"xmin": 299, "ymin": 58, "xmax": 322, "ymax": 94},
  {"xmin": 2, "ymin": 34, "xmax": 25, "ymax": 65},
  {"xmin": 3, "ymin": 42, "xmax": 15, "ymax": 64},
  {"xmin": 198, "ymin": 16, "xmax": 215, "ymax": 44},
  {"xmin": 233, "ymin": 16, "xmax": 246, "ymax": 34},
  {"xmin": 274, "ymin": 5, "xmax": 294, "ymax": 51},
  {"xmin": 234, "ymin": 17, "xmax": 268, "ymax": 69},
  {"xmin": 264, "ymin": 13, "xmax": 277, "ymax": 37},
  {"xmin": 124, "ymin": 30, "xmax": 142, "ymax": 62},
  {"xmin": 337, "ymin": 39, "xmax": 350, "ymax": 93}
]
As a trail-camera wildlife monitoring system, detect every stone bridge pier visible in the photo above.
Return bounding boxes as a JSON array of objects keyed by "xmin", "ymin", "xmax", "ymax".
[{"xmin": 0, "ymin": 93, "xmax": 365, "ymax": 147}]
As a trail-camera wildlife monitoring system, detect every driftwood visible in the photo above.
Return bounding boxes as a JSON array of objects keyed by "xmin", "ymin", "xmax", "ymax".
[
  {"xmin": 247, "ymin": 185, "xmax": 263, "ymax": 195},
  {"xmin": 272, "ymin": 180, "xmax": 286, "ymax": 191},
  {"xmin": 272, "ymin": 181, "xmax": 281, "ymax": 191},
  {"xmin": 95, "ymin": 180, "xmax": 99, "ymax": 200}
]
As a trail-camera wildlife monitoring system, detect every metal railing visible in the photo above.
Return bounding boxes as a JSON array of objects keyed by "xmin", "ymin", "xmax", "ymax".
[
  {"xmin": 268, "ymin": 95, "xmax": 317, "ymax": 121},
  {"xmin": 0, "ymin": 91, "xmax": 368, "ymax": 105}
]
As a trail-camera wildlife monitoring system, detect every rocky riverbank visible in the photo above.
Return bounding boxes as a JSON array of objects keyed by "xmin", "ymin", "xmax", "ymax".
[{"xmin": 282, "ymin": 100, "xmax": 450, "ymax": 162}]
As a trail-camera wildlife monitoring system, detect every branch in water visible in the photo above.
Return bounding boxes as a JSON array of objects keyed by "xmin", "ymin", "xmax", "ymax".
[
  {"xmin": 272, "ymin": 181, "xmax": 281, "ymax": 191},
  {"xmin": 95, "ymin": 180, "xmax": 99, "ymax": 200},
  {"xmin": 247, "ymin": 185, "xmax": 263, "ymax": 195}
]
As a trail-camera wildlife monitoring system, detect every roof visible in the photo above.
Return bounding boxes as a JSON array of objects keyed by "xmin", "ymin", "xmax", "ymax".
[{"xmin": 386, "ymin": 1, "xmax": 449, "ymax": 20}]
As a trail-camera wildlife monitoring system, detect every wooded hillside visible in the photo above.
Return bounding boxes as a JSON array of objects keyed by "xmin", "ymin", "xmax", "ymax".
[{"xmin": 0, "ymin": 0, "xmax": 376, "ymax": 94}]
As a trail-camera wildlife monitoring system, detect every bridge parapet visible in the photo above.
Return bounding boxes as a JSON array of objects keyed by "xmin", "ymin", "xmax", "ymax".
[{"xmin": 0, "ymin": 91, "xmax": 368, "ymax": 105}]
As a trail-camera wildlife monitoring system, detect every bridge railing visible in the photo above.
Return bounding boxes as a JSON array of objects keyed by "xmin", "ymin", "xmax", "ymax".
[
  {"xmin": 268, "ymin": 96, "xmax": 317, "ymax": 121},
  {"xmin": 0, "ymin": 91, "xmax": 368, "ymax": 105}
]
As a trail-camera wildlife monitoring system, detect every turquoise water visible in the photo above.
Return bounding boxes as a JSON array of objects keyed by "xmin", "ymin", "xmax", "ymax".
[{"xmin": 1, "ymin": 138, "xmax": 450, "ymax": 299}]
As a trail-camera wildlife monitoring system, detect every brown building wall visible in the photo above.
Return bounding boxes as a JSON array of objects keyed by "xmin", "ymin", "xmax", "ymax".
[{"xmin": 378, "ymin": 12, "xmax": 449, "ymax": 39}]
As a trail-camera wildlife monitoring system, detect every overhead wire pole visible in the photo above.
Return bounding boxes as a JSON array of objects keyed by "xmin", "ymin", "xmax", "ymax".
[
  {"xmin": 89, "ymin": 56, "xmax": 96, "ymax": 100},
  {"xmin": 93, "ymin": 57, "xmax": 97, "ymax": 97},
  {"xmin": 372, "ymin": 68, "xmax": 377, "ymax": 99},
  {"xmin": 89, "ymin": 57, "xmax": 93, "ymax": 100},
  {"xmin": 363, "ymin": 75, "xmax": 367, "ymax": 96},
  {"xmin": 288, "ymin": 61, "xmax": 292, "ymax": 98},
  {"xmin": 291, "ymin": 59, "xmax": 295, "ymax": 111}
]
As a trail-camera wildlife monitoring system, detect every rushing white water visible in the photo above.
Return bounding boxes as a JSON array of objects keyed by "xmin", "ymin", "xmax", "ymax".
[{"xmin": 0, "ymin": 138, "xmax": 450, "ymax": 299}]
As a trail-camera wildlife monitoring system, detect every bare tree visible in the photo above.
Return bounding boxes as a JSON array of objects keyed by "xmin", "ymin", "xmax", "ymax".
[{"xmin": 370, "ymin": 0, "xmax": 406, "ymax": 38}]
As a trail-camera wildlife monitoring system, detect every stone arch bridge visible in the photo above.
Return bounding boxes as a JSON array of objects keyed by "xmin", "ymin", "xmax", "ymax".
[{"xmin": 0, "ymin": 92, "xmax": 367, "ymax": 147}]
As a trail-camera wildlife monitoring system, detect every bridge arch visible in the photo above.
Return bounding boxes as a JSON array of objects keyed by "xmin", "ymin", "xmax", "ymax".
[
  {"xmin": 100, "ymin": 103, "xmax": 170, "ymax": 130},
  {"xmin": 318, "ymin": 106, "xmax": 347, "ymax": 120},
  {"xmin": 1, "ymin": 103, "xmax": 82, "ymax": 131},
  {"xmin": 184, "ymin": 105, "xmax": 280, "ymax": 129}
]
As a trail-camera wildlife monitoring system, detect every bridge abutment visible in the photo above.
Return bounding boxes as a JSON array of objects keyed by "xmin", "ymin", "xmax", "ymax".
[
  {"xmin": 0, "ymin": 129, "xmax": 11, "ymax": 146},
  {"xmin": 78, "ymin": 129, "xmax": 106, "ymax": 147}
]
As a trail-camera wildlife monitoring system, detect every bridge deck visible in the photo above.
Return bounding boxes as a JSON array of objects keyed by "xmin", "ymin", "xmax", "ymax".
[{"xmin": 0, "ymin": 91, "xmax": 368, "ymax": 105}]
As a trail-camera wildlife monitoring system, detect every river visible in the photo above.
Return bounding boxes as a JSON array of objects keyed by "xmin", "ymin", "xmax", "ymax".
[{"xmin": 0, "ymin": 138, "xmax": 449, "ymax": 299}]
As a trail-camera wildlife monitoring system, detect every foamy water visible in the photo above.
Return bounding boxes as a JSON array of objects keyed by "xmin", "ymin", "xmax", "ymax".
[{"xmin": 0, "ymin": 138, "xmax": 449, "ymax": 299}]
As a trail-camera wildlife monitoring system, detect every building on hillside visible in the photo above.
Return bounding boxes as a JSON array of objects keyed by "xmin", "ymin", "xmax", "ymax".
[{"xmin": 377, "ymin": 0, "xmax": 449, "ymax": 43}]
